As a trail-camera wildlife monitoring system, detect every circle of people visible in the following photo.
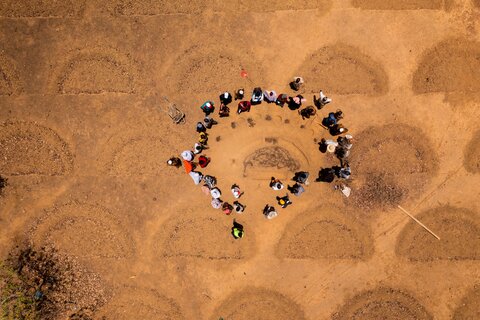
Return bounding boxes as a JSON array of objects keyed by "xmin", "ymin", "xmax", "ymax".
[{"xmin": 167, "ymin": 77, "xmax": 353, "ymax": 240}]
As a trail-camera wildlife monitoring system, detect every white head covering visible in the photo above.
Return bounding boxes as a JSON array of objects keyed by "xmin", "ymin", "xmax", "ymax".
[
  {"xmin": 211, "ymin": 198, "xmax": 222, "ymax": 209},
  {"xmin": 189, "ymin": 171, "xmax": 203, "ymax": 185},
  {"xmin": 210, "ymin": 187, "xmax": 222, "ymax": 199},
  {"xmin": 181, "ymin": 150, "xmax": 194, "ymax": 161}
]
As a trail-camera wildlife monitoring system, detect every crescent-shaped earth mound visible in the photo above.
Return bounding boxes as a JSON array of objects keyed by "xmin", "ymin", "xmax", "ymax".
[{"xmin": 396, "ymin": 206, "xmax": 480, "ymax": 261}]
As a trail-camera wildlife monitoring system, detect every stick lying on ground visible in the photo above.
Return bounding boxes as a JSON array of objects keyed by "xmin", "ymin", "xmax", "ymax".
[{"xmin": 397, "ymin": 205, "xmax": 440, "ymax": 240}]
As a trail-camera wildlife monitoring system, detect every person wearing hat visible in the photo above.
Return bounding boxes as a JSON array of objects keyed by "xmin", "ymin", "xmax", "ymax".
[
  {"xmin": 200, "ymin": 100, "xmax": 215, "ymax": 116},
  {"xmin": 276, "ymin": 195, "xmax": 292, "ymax": 208},
  {"xmin": 290, "ymin": 76, "xmax": 304, "ymax": 91},
  {"xmin": 167, "ymin": 157, "xmax": 181, "ymax": 168},
  {"xmin": 231, "ymin": 219, "xmax": 244, "ymax": 239},
  {"xmin": 263, "ymin": 205, "xmax": 278, "ymax": 219},
  {"xmin": 234, "ymin": 88, "xmax": 245, "ymax": 100},
  {"xmin": 264, "ymin": 90, "xmax": 277, "ymax": 103},
  {"xmin": 314, "ymin": 90, "xmax": 332, "ymax": 109},
  {"xmin": 219, "ymin": 92, "xmax": 232, "ymax": 105},
  {"xmin": 270, "ymin": 177, "xmax": 284, "ymax": 190}
]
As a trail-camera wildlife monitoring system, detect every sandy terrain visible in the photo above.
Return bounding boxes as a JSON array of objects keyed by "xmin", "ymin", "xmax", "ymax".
[{"xmin": 1, "ymin": 0, "xmax": 480, "ymax": 319}]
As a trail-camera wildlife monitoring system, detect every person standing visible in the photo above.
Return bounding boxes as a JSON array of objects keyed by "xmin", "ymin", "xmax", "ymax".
[{"xmin": 200, "ymin": 101, "xmax": 215, "ymax": 116}]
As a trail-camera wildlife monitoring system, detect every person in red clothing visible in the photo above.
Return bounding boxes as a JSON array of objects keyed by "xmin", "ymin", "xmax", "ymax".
[
  {"xmin": 222, "ymin": 202, "xmax": 233, "ymax": 215},
  {"xmin": 237, "ymin": 100, "xmax": 251, "ymax": 114},
  {"xmin": 198, "ymin": 155, "xmax": 210, "ymax": 168}
]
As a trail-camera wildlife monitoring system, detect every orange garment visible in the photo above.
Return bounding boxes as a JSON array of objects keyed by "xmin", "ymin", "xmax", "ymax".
[{"xmin": 183, "ymin": 160, "xmax": 193, "ymax": 173}]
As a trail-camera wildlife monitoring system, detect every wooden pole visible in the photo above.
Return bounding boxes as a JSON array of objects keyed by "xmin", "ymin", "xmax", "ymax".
[{"xmin": 397, "ymin": 205, "xmax": 440, "ymax": 240}]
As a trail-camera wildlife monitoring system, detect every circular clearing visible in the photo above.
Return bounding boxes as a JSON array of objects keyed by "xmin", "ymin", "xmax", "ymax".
[
  {"xmin": 210, "ymin": 287, "xmax": 306, "ymax": 320},
  {"xmin": 105, "ymin": 136, "xmax": 174, "ymax": 176},
  {"xmin": 349, "ymin": 124, "xmax": 438, "ymax": 209},
  {"xmin": 452, "ymin": 285, "xmax": 480, "ymax": 320},
  {"xmin": 95, "ymin": 287, "xmax": 183, "ymax": 320},
  {"xmin": 56, "ymin": 47, "xmax": 139, "ymax": 94},
  {"xmin": 154, "ymin": 214, "xmax": 254, "ymax": 260},
  {"xmin": 0, "ymin": 120, "xmax": 74, "ymax": 176},
  {"xmin": 332, "ymin": 287, "xmax": 433, "ymax": 320},
  {"xmin": 0, "ymin": 53, "xmax": 23, "ymax": 95},
  {"xmin": 413, "ymin": 38, "xmax": 480, "ymax": 95},
  {"xmin": 351, "ymin": 0, "xmax": 443, "ymax": 10},
  {"xmin": 276, "ymin": 206, "xmax": 374, "ymax": 260},
  {"xmin": 295, "ymin": 44, "xmax": 388, "ymax": 95},
  {"xmin": 0, "ymin": 0, "xmax": 85, "ymax": 17},
  {"xmin": 30, "ymin": 202, "xmax": 135, "ymax": 260},
  {"xmin": 165, "ymin": 45, "xmax": 264, "ymax": 94},
  {"xmin": 464, "ymin": 130, "xmax": 480, "ymax": 174},
  {"xmin": 395, "ymin": 206, "xmax": 480, "ymax": 261}
]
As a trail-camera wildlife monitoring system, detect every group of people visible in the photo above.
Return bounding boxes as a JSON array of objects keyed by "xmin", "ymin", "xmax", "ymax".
[{"xmin": 167, "ymin": 76, "xmax": 353, "ymax": 239}]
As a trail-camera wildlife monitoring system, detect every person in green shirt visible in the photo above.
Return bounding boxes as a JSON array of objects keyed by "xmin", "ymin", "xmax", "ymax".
[{"xmin": 231, "ymin": 220, "xmax": 244, "ymax": 239}]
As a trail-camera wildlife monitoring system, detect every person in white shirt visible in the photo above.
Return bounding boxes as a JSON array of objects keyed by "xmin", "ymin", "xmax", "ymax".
[
  {"xmin": 314, "ymin": 90, "xmax": 332, "ymax": 109},
  {"xmin": 264, "ymin": 90, "xmax": 277, "ymax": 103}
]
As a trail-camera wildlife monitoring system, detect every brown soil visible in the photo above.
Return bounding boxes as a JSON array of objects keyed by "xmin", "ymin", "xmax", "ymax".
[
  {"xmin": 55, "ymin": 47, "xmax": 139, "ymax": 94},
  {"xmin": 210, "ymin": 287, "xmax": 306, "ymax": 320},
  {"xmin": 104, "ymin": 136, "xmax": 175, "ymax": 176},
  {"xmin": 396, "ymin": 206, "xmax": 480, "ymax": 261},
  {"xmin": 351, "ymin": 0, "xmax": 443, "ymax": 10},
  {"xmin": 0, "ymin": 0, "xmax": 85, "ymax": 17},
  {"xmin": 464, "ymin": 130, "xmax": 480, "ymax": 174},
  {"xmin": 0, "ymin": 53, "xmax": 23, "ymax": 95},
  {"xmin": 276, "ymin": 206, "xmax": 374, "ymax": 260},
  {"xmin": 0, "ymin": 121, "xmax": 74, "ymax": 176},
  {"xmin": 164, "ymin": 45, "xmax": 265, "ymax": 94},
  {"xmin": 154, "ymin": 212, "xmax": 254, "ymax": 260},
  {"xmin": 332, "ymin": 287, "xmax": 433, "ymax": 320},
  {"xmin": 295, "ymin": 44, "xmax": 388, "ymax": 95},
  {"xmin": 452, "ymin": 285, "xmax": 480, "ymax": 320},
  {"xmin": 413, "ymin": 38, "xmax": 480, "ymax": 95},
  {"xmin": 475, "ymin": 0, "xmax": 480, "ymax": 7},
  {"xmin": 349, "ymin": 124, "xmax": 438, "ymax": 209},
  {"xmin": 109, "ymin": 0, "xmax": 330, "ymax": 15},
  {"xmin": 243, "ymin": 146, "xmax": 300, "ymax": 176},
  {"xmin": 94, "ymin": 286, "xmax": 183, "ymax": 320},
  {"xmin": 30, "ymin": 202, "xmax": 135, "ymax": 260}
]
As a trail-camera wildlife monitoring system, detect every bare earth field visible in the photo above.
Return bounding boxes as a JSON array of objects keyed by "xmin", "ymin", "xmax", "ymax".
[{"xmin": 0, "ymin": 0, "xmax": 480, "ymax": 319}]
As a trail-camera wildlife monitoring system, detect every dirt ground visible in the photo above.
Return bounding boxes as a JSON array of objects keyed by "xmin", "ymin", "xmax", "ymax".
[{"xmin": 0, "ymin": 0, "xmax": 480, "ymax": 319}]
